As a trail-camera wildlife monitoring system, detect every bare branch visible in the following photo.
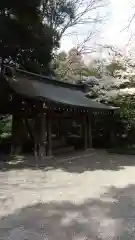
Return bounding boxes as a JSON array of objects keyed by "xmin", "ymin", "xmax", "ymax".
[
  {"xmin": 60, "ymin": 27, "xmax": 98, "ymax": 78},
  {"xmin": 122, "ymin": 13, "xmax": 135, "ymax": 32},
  {"xmin": 50, "ymin": 0, "xmax": 108, "ymax": 79},
  {"xmin": 121, "ymin": 1, "xmax": 135, "ymax": 32},
  {"xmin": 41, "ymin": 0, "xmax": 108, "ymax": 38},
  {"xmin": 59, "ymin": 0, "xmax": 108, "ymax": 37}
]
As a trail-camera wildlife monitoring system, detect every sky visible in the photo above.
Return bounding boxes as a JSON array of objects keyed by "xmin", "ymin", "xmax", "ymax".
[{"xmin": 60, "ymin": 0, "xmax": 135, "ymax": 55}]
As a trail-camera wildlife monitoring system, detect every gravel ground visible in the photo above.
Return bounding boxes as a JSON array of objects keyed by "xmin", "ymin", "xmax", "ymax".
[{"xmin": 0, "ymin": 150, "xmax": 135, "ymax": 239}]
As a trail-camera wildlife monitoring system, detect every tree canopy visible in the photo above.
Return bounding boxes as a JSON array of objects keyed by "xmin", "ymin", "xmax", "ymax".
[
  {"xmin": 0, "ymin": 0, "xmax": 60, "ymax": 74},
  {"xmin": 0, "ymin": 0, "xmax": 105, "ymax": 74},
  {"xmin": 54, "ymin": 48, "xmax": 102, "ymax": 82}
]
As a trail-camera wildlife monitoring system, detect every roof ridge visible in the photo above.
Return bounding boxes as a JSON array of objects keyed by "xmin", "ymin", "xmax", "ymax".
[{"xmin": 3, "ymin": 65, "xmax": 85, "ymax": 91}]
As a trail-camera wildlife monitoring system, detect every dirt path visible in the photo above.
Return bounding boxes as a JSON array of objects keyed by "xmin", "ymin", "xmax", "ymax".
[{"xmin": 0, "ymin": 151, "xmax": 135, "ymax": 239}]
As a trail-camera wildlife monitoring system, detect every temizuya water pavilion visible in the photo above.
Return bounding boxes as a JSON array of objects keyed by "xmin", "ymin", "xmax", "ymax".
[{"xmin": 0, "ymin": 66, "xmax": 117, "ymax": 157}]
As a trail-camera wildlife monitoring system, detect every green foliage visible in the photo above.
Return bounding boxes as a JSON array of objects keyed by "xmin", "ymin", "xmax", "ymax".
[
  {"xmin": 108, "ymin": 95, "xmax": 135, "ymax": 147},
  {"xmin": 0, "ymin": 116, "xmax": 12, "ymax": 139},
  {"xmin": 112, "ymin": 95, "xmax": 135, "ymax": 121}
]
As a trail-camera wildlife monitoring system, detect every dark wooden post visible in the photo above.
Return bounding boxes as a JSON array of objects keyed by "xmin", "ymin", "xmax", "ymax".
[
  {"xmin": 33, "ymin": 114, "xmax": 41, "ymax": 158},
  {"xmin": 46, "ymin": 111, "xmax": 52, "ymax": 156},
  {"xmin": 11, "ymin": 96, "xmax": 24, "ymax": 155},
  {"xmin": 33, "ymin": 112, "xmax": 47, "ymax": 158},
  {"xmin": 109, "ymin": 127, "xmax": 115, "ymax": 147},
  {"xmin": 109, "ymin": 112, "xmax": 115, "ymax": 148},
  {"xmin": 87, "ymin": 114, "xmax": 92, "ymax": 148},
  {"xmin": 11, "ymin": 114, "xmax": 18, "ymax": 154},
  {"xmin": 11, "ymin": 114, "xmax": 24, "ymax": 154},
  {"xmin": 82, "ymin": 114, "xmax": 88, "ymax": 150},
  {"xmin": 40, "ymin": 113, "xmax": 47, "ymax": 157}
]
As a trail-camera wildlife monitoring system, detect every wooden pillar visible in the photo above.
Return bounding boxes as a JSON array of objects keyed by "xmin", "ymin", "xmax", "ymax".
[
  {"xmin": 109, "ymin": 113, "xmax": 115, "ymax": 147},
  {"xmin": 109, "ymin": 128, "xmax": 115, "ymax": 147},
  {"xmin": 57, "ymin": 118, "xmax": 61, "ymax": 139},
  {"xmin": 11, "ymin": 95, "xmax": 24, "ymax": 155},
  {"xmin": 46, "ymin": 112, "xmax": 52, "ymax": 156},
  {"xmin": 40, "ymin": 113, "xmax": 47, "ymax": 157},
  {"xmin": 33, "ymin": 114, "xmax": 41, "ymax": 157},
  {"xmin": 87, "ymin": 114, "xmax": 92, "ymax": 148},
  {"xmin": 11, "ymin": 114, "xmax": 24, "ymax": 154},
  {"xmin": 82, "ymin": 114, "xmax": 87, "ymax": 150},
  {"xmin": 11, "ymin": 114, "xmax": 17, "ymax": 154},
  {"xmin": 33, "ymin": 113, "xmax": 47, "ymax": 158}
]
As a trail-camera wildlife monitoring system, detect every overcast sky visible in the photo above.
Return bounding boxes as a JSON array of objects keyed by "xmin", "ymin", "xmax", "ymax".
[{"xmin": 60, "ymin": 0, "xmax": 135, "ymax": 54}]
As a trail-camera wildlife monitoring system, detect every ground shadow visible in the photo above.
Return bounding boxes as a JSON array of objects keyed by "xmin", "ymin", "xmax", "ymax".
[
  {"xmin": 1, "ymin": 150, "xmax": 135, "ymax": 173},
  {"xmin": 1, "ymin": 184, "xmax": 135, "ymax": 239}
]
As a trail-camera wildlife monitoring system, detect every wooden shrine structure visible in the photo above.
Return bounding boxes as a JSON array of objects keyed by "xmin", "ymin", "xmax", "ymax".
[{"xmin": 0, "ymin": 66, "xmax": 117, "ymax": 157}]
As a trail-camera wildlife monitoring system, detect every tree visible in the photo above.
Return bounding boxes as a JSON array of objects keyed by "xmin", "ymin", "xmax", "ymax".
[
  {"xmin": 54, "ymin": 51, "xmax": 69, "ymax": 79},
  {"xmin": 41, "ymin": 0, "xmax": 107, "ymax": 37},
  {"xmin": 45, "ymin": 0, "xmax": 108, "ymax": 78},
  {"xmin": 0, "ymin": 1, "xmax": 61, "ymax": 153},
  {"xmin": 54, "ymin": 48, "xmax": 86, "ymax": 81},
  {"xmin": 106, "ymin": 61, "xmax": 126, "ymax": 77},
  {"xmin": 0, "ymin": 0, "xmax": 59, "ymax": 74},
  {"xmin": 41, "ymin": 0, "xmax": 75, "ymax": 36},
  {"xmin": 0, "ymin": 0, "xmax": 108, "ymax": 74},
  {"xmin": 58, "ymin": 51, "xmax": 67, "ymax": 61},
  {"xmin": 66, "ymin": 48, "xmax": 85, "ymax": 77}
]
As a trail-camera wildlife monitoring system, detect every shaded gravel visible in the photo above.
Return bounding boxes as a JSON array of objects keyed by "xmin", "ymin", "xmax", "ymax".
[{"xmin": 0, "ymin": 151, "xmax": 135, "ymax": 239}]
